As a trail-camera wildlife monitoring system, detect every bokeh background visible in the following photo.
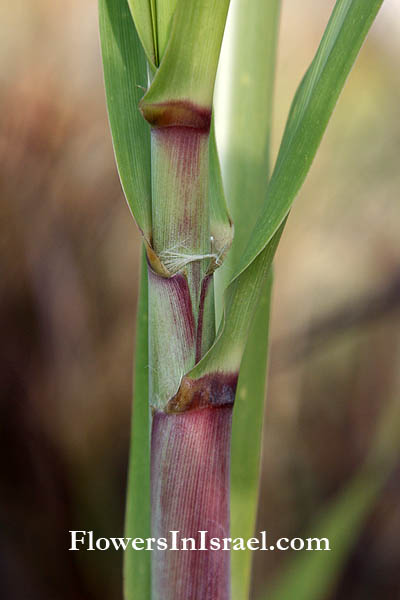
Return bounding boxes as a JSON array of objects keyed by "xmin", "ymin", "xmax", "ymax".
[{"xmin": 1, "ymin": 1, "xmax": 399, "ymax": 599}]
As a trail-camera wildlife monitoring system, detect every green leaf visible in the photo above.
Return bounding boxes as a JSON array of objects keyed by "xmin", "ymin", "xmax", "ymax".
[
  {"xmin": 187, "ymin": 0, "xmax": 383, "ymax": 381},
  {"xmin": 126, "ymin": 0, "xmax": 157, "ymax": 66},
  {"xmin": 213, "ymin": 2, "xmax": 281, "ymax": 597},
  {"xmin": 231, "ymin": 269, "xmax": 274, "ymax": 600},
  {"xmin": 123, "ymin": 248, "xmax": 151, "ymax": 600},
  {"xmin": 140, "ymin": 0, "xmax": 231, "ymax": 113},
  {"xmin": 184, "ymin": 10, "xmax": 385, "ymax": 591},
  {"xmin": 127, "ymin": 0, "xmax": 179, "ymax": 67},
  {"xmin": 235, "ymin": 0, "xmax": 384, "ymax": 281},
  {"xmin": 99, "ymin": 0, "xmax": 152, "ymax": 240},
  {"xmin": 189, "ymin": 224, "xmax": 284, "ymax": 378},
  {"xmin": 217, "ymin": 0, "xmax": 280, "ymax": 271},
  {"xmin": 154, "ymin": 0, "xmax": 179, "ymax": 61},
  {"xmin": 147, "ymin": 266, "xmax": 197, "ymax": 410}
]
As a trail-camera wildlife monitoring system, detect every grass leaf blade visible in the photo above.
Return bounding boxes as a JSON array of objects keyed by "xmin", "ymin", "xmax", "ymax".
[
  {"xmin": 123, "ymin": 248, "xmax": 151, "ymax": 600},
  {"xmin": 186, "ymin": 0, "xmax": 383, "ymax": 394},
  {"xmin": 99, "ymin": 0, "xmax": 152, "ymax": 240},
  {"xmin": 236, "ymin": 0, "xmax": 384, "ymax": 280},
  {"xmin": 126, "ymin": 0, "xmax": 157, "ymax": 66},
  {"xmin": 231, "ymin": 269, "xmax": 274, "ymax": 600}
]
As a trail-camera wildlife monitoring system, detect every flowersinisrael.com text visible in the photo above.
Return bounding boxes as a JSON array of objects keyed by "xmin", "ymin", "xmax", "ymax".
[{"xmin": 69, "ymin": 531, "xmax": 330, "ymax": 552}]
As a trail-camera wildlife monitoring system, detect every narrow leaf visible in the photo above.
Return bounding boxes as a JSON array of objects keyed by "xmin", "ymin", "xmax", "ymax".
[
  {"xmin": 126, "ymin": 0, "xmax": 157, "ymax": 66},
  {"xmin": 155, "ymin": 0, "xmax": 179, "ymax": 61},
  {"xmin": 214, "ymin": 2, "xmax": 281, "ymax": 598},
  {"xmin": 186, "ymin": 0, "xmax": 383, "ymax": 387},
  {"xmin": 127, "ymin": 0, "xmax": 178, "ymax": 68},
  {"xmin": 231, "ymin": 269, "xmax": 274, "ymax": 600},
  {"xmin": 235, "ymin": 0, "xmax": 384, "ymax": 281},
  {"xmin": 124, "ymin": 248, "xmax": 151, "ymax": 600},
  {"xmin": 189, "ymin": 224, "xmax": 284, "ymax": 379},
  {"xmin": 99, "ymin": 0, "xmax": 152, "ymax": 240}
]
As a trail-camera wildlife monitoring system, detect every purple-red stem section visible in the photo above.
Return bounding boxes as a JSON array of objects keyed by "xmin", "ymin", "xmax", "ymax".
[{"xmin": 151, "ymin": 406, "xmax": 232, "ymax": 600}]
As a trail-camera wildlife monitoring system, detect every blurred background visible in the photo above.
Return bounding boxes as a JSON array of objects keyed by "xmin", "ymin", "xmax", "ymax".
[{"xmin": 0, "ymin": 1, "xmax": 399, "ymax": 599}]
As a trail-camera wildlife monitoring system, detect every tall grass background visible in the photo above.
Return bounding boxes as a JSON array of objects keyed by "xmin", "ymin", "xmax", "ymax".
[{"xmin": 1, "ymin": 1, "xmax": 399, "ymax": 599}]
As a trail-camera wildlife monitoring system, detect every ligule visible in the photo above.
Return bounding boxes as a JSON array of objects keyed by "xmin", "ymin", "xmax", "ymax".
[
  {"xmin": 166, "ymin": 372, "xmax": 237, "ymax": 414},
  {"xmin": 140, "ymin": 99, "xmax": 212, "ymax": 131}
]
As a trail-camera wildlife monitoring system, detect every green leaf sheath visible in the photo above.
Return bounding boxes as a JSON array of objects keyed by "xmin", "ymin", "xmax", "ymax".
[
  {"xmin": 154, "ymin": 0, "xmax": 179, "ymax": 62},
  {"xmin": 126, "ymin": 0, "xmax": 156, "ymax": 66},
  {"xmin": 147, "ymin": 268, "xmax": 196, "ymax": 411},
  {"xmin": 219, "ymin": 0, "xmax": 280, "ymax": 272},
  {"xmin": 140, "ymin": 0, "xmax": 231, "ymax": 115},
  {"xmin": 146, "ymin": 120, "xmax": 215, "ymax": 415},
  {"xmin": 123, "ymin": 248, "xmax": 151, "ymax": 600},
  {"xmin": 188, "ymin": 223, "xmax": 284, "ymax": 380},
  {"xmin": 99, "ymin": 0, "xmax": 152, "ymax": 240},
  {"xmin": 127, "ymin": 0, "xmax": 178, "ymax": 68}
]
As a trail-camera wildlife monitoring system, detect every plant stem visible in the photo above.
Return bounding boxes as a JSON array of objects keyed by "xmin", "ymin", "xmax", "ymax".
[
  {"xmin": 144, "ymin": 105, "xmax": 216, "ymax": 410},
  {"xmin": 151, "ymin": 406, "xmax": 232, "ymax": 600},
  {"xmin": 136, "ymin": 5, "xmax": 232, "ymax": 596},
  {"xmin": 150, "ymin": 122, "xmax": 211, "ymax": 313},
  {"xmin": 143, "ymin": 103, "xmax": 224, "ymax": 597}
]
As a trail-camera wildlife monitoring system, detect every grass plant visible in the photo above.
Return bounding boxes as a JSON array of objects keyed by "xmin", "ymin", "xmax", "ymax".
[{"xmin": 99, "ymin": 1, "xmax": 385, "ymax": 598}]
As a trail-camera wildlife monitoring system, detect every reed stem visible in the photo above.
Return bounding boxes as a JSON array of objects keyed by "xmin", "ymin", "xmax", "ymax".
[{"xmin": 151, "ymin": 406, "xmax": 232, "ymax": 600}]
